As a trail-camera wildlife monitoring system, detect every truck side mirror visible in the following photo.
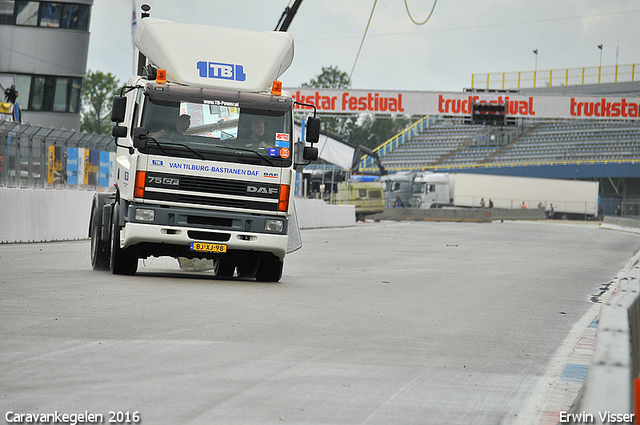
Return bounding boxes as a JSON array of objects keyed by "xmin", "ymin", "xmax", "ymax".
[
  {"xmin": 132, "ymin": 127, "xmax": 149, "ymax": 149},
  {"xmin": 111, "ymin": 96, "xmax": 127, "ymax": 123},
  {"xmin": 303, "ymin": 146, "xmax": 318, "ymax": 161},
  {"xmin": 305, "ymin": 116, "xmax": 320, "ymax": 143},
  {"xmin": 112, "ymin": 125, "xmax": 127, "ymax": 138}
]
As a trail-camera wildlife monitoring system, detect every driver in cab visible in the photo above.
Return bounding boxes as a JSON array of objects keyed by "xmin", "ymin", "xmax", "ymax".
[{"xmin": 243, "ymin": 118, "xmax": 272, "ymax": 150}]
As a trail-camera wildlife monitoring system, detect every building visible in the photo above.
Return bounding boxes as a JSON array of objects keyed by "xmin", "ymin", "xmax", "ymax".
[{"xmin": 0, "ymin": 0, "xmax": 93, "ymax": 130}]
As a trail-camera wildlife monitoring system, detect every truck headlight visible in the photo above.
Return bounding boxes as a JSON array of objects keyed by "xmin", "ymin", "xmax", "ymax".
[
  {"xmin": 264, "ymin": 219, "xmax": 284, "ymax": 233},
  {"xmin": 135, "ymin": 208, "xmax": 155, "ymax": 222}
]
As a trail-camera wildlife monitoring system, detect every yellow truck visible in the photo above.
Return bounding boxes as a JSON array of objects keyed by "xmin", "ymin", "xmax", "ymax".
[{"xmin": 331, "ymin": 181, "xmax": 385, "ymax": 221}]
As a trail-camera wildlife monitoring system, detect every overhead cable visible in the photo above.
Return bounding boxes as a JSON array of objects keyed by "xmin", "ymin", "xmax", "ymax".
[{"xmin": 404, "ymin": 0, "xmax": 438, "ymax": 25}]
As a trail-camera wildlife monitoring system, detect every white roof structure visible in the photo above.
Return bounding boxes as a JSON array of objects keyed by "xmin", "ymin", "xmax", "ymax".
[{"xmin": 135, "ymin": 18, "xmax": 294, "ymax": 92}]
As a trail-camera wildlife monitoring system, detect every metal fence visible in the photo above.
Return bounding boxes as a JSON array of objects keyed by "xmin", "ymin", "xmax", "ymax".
[
  {"xmin": 0, "ymin": 120, "xmax": 114, "ymax": 189},
  {"xmin": 600, "ymin": 197, "xmax": 640, "ymax": 219},
  {"xmin": 471, "ymin": 63, "xmax": 639, "ymax": 90}
]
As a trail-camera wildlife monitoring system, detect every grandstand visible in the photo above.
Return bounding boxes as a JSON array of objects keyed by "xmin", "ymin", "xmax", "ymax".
[
  {"xmin": 378, "ymin": 118, "xmax": 640, "ymax": 171},
  {"xmin": 359, "ymin": 81, "xmax": 640, "ymax": 216}
]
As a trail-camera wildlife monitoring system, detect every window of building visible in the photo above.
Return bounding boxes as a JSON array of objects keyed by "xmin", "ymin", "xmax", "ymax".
[
  {"xmin": 40, "ymin": 2, "xmax": 60, "ymax": 27},
  {"xmin": 69, "ymin": 77, "xmax": 81, "ymax": 113},
  {"xmin": 31, "ymin": 76, "xmax": 46, "ymax": 110},
  {"xmin": 61, "ymin": 3, "xmax": 88, "ymax": 30},
  {"xmin": 2, "ymin": 1, "xmax": 89, "ymax": 29},
  {"xmin": 53, "ymin": 77, "xmax": 68, "ymax": 111},
  {"xmin": 3, "ymin": 73, "xmax": 83, "ymax": 113},
  {"xmin": 30, "ymin": 75, "xmax": 55, "ymax": 111},
  {"xmin": 14, "ymin": 74, "xmax": 31, "ymax": 107},
  {"xmin": 0, "ymin": 0, "xmax": 15, "ymax": 24},
  {"xmin": 15, "ymin": 0, "xmax": 38, "ymax": 26}
]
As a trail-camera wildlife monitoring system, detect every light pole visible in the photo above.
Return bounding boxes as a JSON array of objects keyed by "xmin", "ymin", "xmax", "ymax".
[
  {"xmin": 533, "ymin": 49, "xmax": 538, "ymax": 87},
  {"xmin": 598, "ymin": 44, "xmax": 603, "ymax": 67},
  {"xmin": 598, "ymin": 44, "xmax": 603, "ymax": 83}
]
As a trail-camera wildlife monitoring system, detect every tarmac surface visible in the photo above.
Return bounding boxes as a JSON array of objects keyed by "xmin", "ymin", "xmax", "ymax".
[{"xmin": 1, "ymin": 220, "xmax": 639, "ymax": 424}]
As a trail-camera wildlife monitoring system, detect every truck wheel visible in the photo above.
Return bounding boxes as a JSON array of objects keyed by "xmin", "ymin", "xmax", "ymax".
[
  {"xmin": 110, "ymin": 205, "xmax": 138, "ymax": 275},
  {"xmin": 216, "ymin": 258, "xmax": 235, "ymax": 278},
  {"xmin": 90, "ymin": 196, "xmax": 110, "ymax": 270},
  {"xmin": 255, "ymin": 254, "xmax": 283, "ymax": 282},
  {"xmin": 237, "ymin": 255, "xmax": 258, "ymax": 279}
]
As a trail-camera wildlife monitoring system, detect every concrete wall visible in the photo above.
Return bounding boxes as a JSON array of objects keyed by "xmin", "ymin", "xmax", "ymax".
[
  {"xmin": 600, "ymin": 216, "xmax": 640, "ymax": 235},
  {"xmin": 0, "ymin": 188, "xmax": 354, "ymax": 243},
  {"xmin": 296, "ymin": 198, "xmax": 355, "ymax": 229},
  {"xmin": 373, "ymin": 207, "xmax": 546, "ymax": 222},
  {"xmin": 568, "ymin": 216, "xmax": 640, "ymax": 422},
  {"xmin": 0, "ymin": 188, "xmax": 96, "ymax": 243}
]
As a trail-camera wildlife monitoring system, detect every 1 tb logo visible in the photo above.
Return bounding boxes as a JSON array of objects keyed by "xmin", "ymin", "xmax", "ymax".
[{"xmin": 196, "ymin": 62, "xmax": 246, "ymax": 82}]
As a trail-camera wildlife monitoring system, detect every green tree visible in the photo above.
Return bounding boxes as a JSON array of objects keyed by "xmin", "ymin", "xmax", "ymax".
[
  {"xmin": 300, "ymin": 66, "xmax": 356, "ymax": 138},
  {"xmin": 301, "ymin": 65, "xmax": 351, "ymax": 89},
  {"xmin": 349, "ymin": 114, "xmax": 413, "ymax": 151},
  {"xmin": 80, "ymin": 70, "xmax": 121, "ymax": 135}
]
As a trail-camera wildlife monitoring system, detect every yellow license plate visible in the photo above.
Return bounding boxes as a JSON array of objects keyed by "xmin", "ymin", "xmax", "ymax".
[{"xmin": 190, "ymin": 242, "xmax": 227, "ymax": 253}]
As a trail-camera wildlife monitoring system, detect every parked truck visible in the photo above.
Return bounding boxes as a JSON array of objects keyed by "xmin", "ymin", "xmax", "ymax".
[
  {"xmin": 330, "ymin": 179, "xmax": 385, "ymax": 221},
  {"xmin": 89, "ymin": 14, "xmax": 320, "ymax": 282},
  {"xmin": 385, "ymin": 172, "xmax": 599, "ymax": 218}
]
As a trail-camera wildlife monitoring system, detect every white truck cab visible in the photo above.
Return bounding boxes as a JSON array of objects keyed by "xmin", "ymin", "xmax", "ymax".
[
  {"xmin": 89, "ymin": 15, "xmax": 320, "ymax": 282},
  {"xmin": 410, "ymin": 173, "xmax": 452, "ymax": 209}
]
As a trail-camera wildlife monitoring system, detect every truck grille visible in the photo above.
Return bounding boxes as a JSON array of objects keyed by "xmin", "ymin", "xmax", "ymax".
[{"xmin": 143, "ymin": 172, "xmax": 280, "ymax": 212}]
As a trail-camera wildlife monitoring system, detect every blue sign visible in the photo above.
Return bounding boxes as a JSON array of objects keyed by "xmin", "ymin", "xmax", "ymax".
[
  {"xmin": 98, "ymin": 151, "xmax": 110, "ymax": 187},
  {"xmin": 196, "ymin": 61, "xmax": 246, "ymax": 82},
  {"xmin": 67, "ymin": 148, "xmax": 79, "ymax": 185}
]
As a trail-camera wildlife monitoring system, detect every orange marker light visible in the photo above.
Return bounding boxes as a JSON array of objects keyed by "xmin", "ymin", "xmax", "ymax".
[
  {"xmin": 271, "ymin": 80, "xmax": 282, "ymax": 96},
  {"xmin": 134, "ymin": 170, "xmax": 146, "ymax": 198},
  {"xmin": 278, "ymin": 184, "xmax": 290, "ymax": 212},
  {"xmin": 156, "ymin": 69, "xmax": 167, "ymax": 84},
  {"xmin": 634, "ymin": 378, "xmax": 640, "ymax": 424}
]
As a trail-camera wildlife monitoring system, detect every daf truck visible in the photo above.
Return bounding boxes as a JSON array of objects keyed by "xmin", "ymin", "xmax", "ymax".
[{"xmin": 89, "ymin": 15, "xmax": 320, "ymax": 282}]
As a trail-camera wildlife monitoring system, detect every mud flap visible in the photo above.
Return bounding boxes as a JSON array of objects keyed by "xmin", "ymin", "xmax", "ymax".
[{"xmin": 287, "ymin": 197, "xmax": 303, "ymax": 254}]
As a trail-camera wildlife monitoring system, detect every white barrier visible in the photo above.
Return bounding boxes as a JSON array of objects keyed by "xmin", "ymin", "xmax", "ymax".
[
  {"xmin": 567, "ymin": 219, "xmax": 640, "ymax": 423},
  {"xmin": 0, "ymin": 188, "xmax": 96, "ymax": 243},
  {"xmin": 0, "ymin": 188, "xmax": 355, "ymax": 243},
  {"xmin": 295, "ymin": 198, "xmax": 355, "ymax": 229},
  {"xmin": 568, "ymin": 262, "xmax": 640, "ymax": 423}
]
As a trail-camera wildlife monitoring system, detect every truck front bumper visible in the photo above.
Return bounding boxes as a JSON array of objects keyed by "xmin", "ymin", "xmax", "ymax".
[{"xmin": 119, "ymin": 203, "xmax": 289, "ymax": 260}]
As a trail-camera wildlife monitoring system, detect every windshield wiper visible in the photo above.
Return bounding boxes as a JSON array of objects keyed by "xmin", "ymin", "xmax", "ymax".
[
  {"xmin": 145, "ymin": 137, "xmax": 206, "ymax": 160},
  {"xmin": 210, "ymin": 144, "xmax": 276, "ymax": 166}
]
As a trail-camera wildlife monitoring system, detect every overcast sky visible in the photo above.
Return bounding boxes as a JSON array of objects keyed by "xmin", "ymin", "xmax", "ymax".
[{"xmin": 87, "ymin": 0, "xmax": 640, "ymax": 92}]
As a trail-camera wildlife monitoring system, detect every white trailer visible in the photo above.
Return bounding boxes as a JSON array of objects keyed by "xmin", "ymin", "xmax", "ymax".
[{"xmin": 410, "ymin": 173, "xmax": 599, "ymax": 217}]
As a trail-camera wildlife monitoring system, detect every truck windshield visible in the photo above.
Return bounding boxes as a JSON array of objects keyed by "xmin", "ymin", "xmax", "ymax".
[
  {"xmin": 412, "ymin": 183, "xmax": 426, "ymax": 194},
  {"xmin": 139, "ymin": 97, "xmax": 293, "ymax": 167},
  {"xmin": 412, "ymin": 183, "xmax": 434, "ymax": 194}
]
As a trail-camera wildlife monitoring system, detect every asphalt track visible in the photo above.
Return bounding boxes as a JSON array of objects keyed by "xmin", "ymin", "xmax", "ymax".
[{"xmin": 1, "ymin": 220, "xmax": 639, "ymax": 425}]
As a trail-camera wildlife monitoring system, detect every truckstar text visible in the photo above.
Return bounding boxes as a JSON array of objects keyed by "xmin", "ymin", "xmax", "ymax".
[
  {"xmin": 438, "ymin": 95, "xmax": 536, "ymax": 116},
  {"xmin": 294, "ymin": 91, "xmax": 404, "ymax": 113},
  {"xmin": 570, "ymin": 98, "xmax": 640, "ymax": 118}
]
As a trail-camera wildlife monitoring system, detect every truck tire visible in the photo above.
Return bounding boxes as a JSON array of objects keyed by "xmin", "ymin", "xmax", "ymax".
[
  {"xmin": 254, "ymin": 254, "xmax": 283, "ymax": 282},
  {"xmin": 236, "ymin": 255, "xmax": 258, "ymax": 279},
  {"xmin": 110, "ymin": 205, "xmax": 138, "ymax": 275},
  {"xmin": 216, "ymin": 258, "xmax": 235, "ymax": 278},
  {"xmin": 90, "ymin": 195, "xmax": 110, "ymax": 271}
]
